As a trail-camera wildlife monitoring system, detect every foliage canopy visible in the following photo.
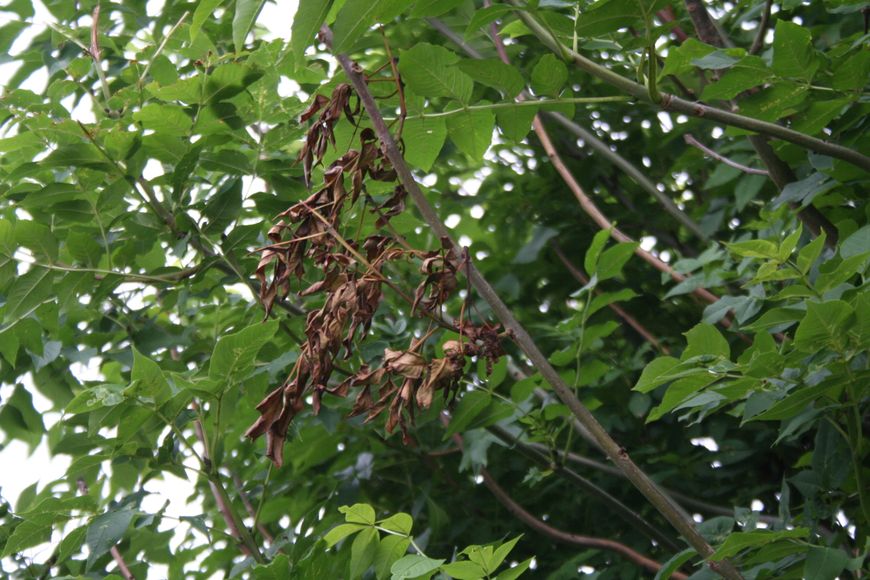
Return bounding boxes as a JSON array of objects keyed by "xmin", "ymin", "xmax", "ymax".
[{"xmin": 0, "ymin": 0, "xmax": 867, "ymax": 578}]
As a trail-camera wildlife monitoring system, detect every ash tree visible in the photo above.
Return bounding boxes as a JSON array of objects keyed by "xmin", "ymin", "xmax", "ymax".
[{"xmin": 0, "ymin": 0, "xmax": 867, "ymax": 579}]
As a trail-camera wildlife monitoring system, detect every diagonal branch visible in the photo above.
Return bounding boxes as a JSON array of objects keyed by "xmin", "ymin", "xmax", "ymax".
[
  {"xmin": 326, "ymin": 26, "xmax": 744, "ymax": 580},
  {"xmin": 480, "ymin": 469, "xmax": 690, "ymax": 579}
]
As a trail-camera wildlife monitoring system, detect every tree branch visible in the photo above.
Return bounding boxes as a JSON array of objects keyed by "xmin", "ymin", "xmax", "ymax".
[
  {"xmin": 749, "ymin": 0, "xmax": 774, "ymax": 55},
  {"xmin": 480, "ymin": 468, "xmax": 690, "ymax": 579},
  {"xmin": 684, "ymin": 134, "xmax": 769, "ymax": 176},
  {"xmin": 328, "ymin": 29, "xmax": 743, "ymax": 579},
  {"xmin": 510, "ymin": 2, "xmax": 870, "ymax": 173}
]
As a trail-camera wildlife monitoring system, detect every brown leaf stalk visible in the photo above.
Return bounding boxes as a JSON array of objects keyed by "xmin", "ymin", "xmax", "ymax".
[
  {"xmin": 326, "ymin": 26, "xmax": 744, "ymax": 580},
  {"xmin": 76, "ymin": 479, "xmax": 135, "ymax": 580}
]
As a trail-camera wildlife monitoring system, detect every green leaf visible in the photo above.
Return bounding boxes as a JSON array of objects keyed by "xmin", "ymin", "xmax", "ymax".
[
  {"xmin": 410, "ymin": 0, "xmax": 464, "ymax": 18},
  {"xmin": 701, "ymin": 56, "xmax": 773, "ymax": 101},
  {"xmin": 403, "ymin": 116, "xmax": 447, "ymax": 171},
  {"xmin": 208, "ymin": 320, "xmax": 279, "ymax": 388},
  {"xmin": 251, "ymin": 554, "xmax": 291, "ymax": 579},
  {"xmin": 133, "ymin": 104, "xmax": 192, "ymax": 136},
  {"xmin": 796, "ymin": 231, "xmax": 826, "ymax": 274},
  {"xmin": 399, "ymin": 43, "xmax": 473, "ymax": 103},
  {"xmin": 840, "ymin": 225, "xmax": 870, "ymax": 259},
  {"xmin": 2, "ymin": 518, "xmax": 53, "ymax": 557},
  {"xmin": 726, "ymin": 239, "xmax": 780, "ymax": 259},
  {"xmin": 490, "ymin": 535, "xmax": 522, "ymax": 570},
  {"xmin": 739, "ymin": 82, "xmax": 808, "ymax": 122},
  {"xmin": 233, "ymin": 0, "xmax": 266, "ymax": 52},
  {"xmin": 350, "ymin": 526, "xmax": 379, "ymax": 579},
  {"xmin": 203, "ymin": 177, "xmax": 243, "ymax": 234},
  {"xmin": 596, "ymin": 242, "xmax": 638, "ymax": 280},
  {"xmin": 447, "ymin": 107, "xmax": 495, "ymax": 160},
  {"xmin": 587, "ymin": 288, "xmax": 637, "ymax": 316},
  {"xmin": 803, "ymin": 547, "xmax": 849, "ymax": 580},
  {"xmin": 128, "ymin": 347, "xmax": 171, "ymax": 404},
  {"xmin": 772, "ymin": 172, "xmax": 836, "ymax": 209},
  {"xmin": 794, "ymin": 300, "xmax": 854, "ymax": 349},
  {"xmin": 531, "ymin": 54, "xmax": 568, "ymax": 97},
  {"xmin": 86, "ymin": 508, "xmax": 136, "ymax": 570},
  {"xmin": 56, "ymin": 525, "xmax": 87, "ymax": 564},
  {"xmin": 496, "ymin": 557, "xmax": 533, "ymax": 580},
  {"xmin": 496, "ymin": 104, "xmax": 537, "ymax": 141},
  {"xmin": 190, "ymin": 0, "xmax": 224, "ymax": 41},
  {"xmin": 584, "ymin": 228, "xmax": 611, "ymax": 275},
  {"xmin": 3, "ymin": 268, "xmax": 53, "ymax": 325},
  {"xmin": 458, "ymin": 59, "xmax": 525, "ymax": 98},
  {"xmin": 653, "ymin": 548, "xmax": 696, "ymax": 580},
  {"xmin": 575, "ymin": 0, "xmax": 641, "ymax": 37},
  {"xmin": 790, "ymin": 99, "xmax": 849, "ymax": 135},
  {"xmin": 332, "ymin": 0, "xmax": 386, "ymax": 53},
  {"xmin": 634, "ymin": 356, "xmax": 680, "ymax": 393},
  {"xmin": 832, "ymin": 49, "xmax": 870, "ymax": 90},
  {"xmin": 440, "ymin": 560, "xmax": 487, "ymax": 579},
  {"xmin": 291, "ymin": 0, "xmax": 334, "ymax": 63},
  {"xmin": 465, "ymin": 5, "xmax": 514, "ymax": 38},
  {"xmin": 772, "ymin": 20, "xmax": 819, "ymax": 81},
  {"xmin": 340, "ymin": 503, "xmax": 377, "ymax": 525},
  {"xmin": 445, "ymin": 391, "xmax": 491, "ymax": 437},
  {"xmin": 375, "ymin": 535, "xmax": 411, "ymax": 580},
  {"xmin": 514, "ymin": 226, "xmax": 558, "ymax": 264},
  {"xmin": 378, "ymin": 513, "xmax": 412, "ymax": 535},
  {"xmin": 682, "ymin": 323, "xmax": 729, "ymax": 360},
  {"xmin": 390, "ymin": 554, "xmax": 445, "ymax": 579},
  {"xmin": 709, "ymin": 528, "xmax": 807, "ymax": 560},
  {"xmin": 661, "ymin": 38, "xmax": 716, "ymax": 76}
]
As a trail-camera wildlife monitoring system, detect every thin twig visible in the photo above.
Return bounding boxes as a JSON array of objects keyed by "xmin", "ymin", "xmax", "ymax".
[
  {"xmin": 749, "ymin": 0, "xmax": 774, "ymax": 54},
  {"xmin": 191, "ymin": 402, "xmax": 264, "ymax": 561},
  {"xmin": 327, "ymin": 27, "xmax": 742, "ymax": 579},
  {"xmin": 231, "ymin": 472, "xmax": 274, "ymax": 543},
  {"xmin": 684, "ymin": 134, "xmax": 769, "ymax": 176},
  {"xmin": 480, "ymin": 469, "xmax": 690, "ymax": 579},
  {"xmin": 138, "ymin": 11, "xmax": 190, "ymax": 87}
]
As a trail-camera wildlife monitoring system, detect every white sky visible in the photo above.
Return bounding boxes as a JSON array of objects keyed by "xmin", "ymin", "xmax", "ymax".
[{"xmin": 0, "ymin": 0, "xmax": 297, "ymax": 576}]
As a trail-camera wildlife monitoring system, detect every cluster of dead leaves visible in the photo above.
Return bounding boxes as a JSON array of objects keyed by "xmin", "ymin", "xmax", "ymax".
[{"xmin": 246, "ymin": 82, "xmax": 505, "ymax": 467}]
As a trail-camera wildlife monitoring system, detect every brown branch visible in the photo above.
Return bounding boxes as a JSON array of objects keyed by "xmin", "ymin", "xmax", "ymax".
[
  {"xmin": 327, "ymin": 27, "xmax": 743, "ymax": 580},
  {"xmin": 749, "ymin": 0, "xmax": 773, "ymax": 54},
  {"xmin": 532, "ymin": 113, "xmax": 724, "ymax": 306},
  {"xmin": 480, "ymin": 469, "xmax": 690, "ymax": 579},
  {"xmin": 76, "ymin": 479, "xmax": 135, "ymax": 580},
  {"xmin": 684, "ymin": 134, "xmax": 769, "ymax": 176},
  {"xmin": 684, "ymin": 0, "xmax": 729, "ymax": 47},
  {"xmin": 551, "ymin": 242, "xmax": 670, "ymax": 354},
  {"xmin": 231, "ymin": 473, "xmax": 274, "ymax": 543},
  {"xmin": 658, "ymin": 5, "xmax": 690, "ymax": 42},
  {"xmin": 190, "ymin": 405, "xmax": 252, "ymax": 557}
]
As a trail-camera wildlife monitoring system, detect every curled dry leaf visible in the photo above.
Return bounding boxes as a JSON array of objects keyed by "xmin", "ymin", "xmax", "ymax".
[{"xmin": 247, "ymin": 78, "xmax": 505, "ymax": 467}]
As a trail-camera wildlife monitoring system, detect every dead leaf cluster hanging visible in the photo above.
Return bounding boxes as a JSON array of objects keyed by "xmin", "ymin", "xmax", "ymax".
[{"xmin": 247, "ymin": 78, "xmax": 506, "ymax": 467}]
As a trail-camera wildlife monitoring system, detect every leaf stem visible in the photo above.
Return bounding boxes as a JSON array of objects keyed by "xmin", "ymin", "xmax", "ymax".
[{"xmin": 138, "ymin": 11, "xmax": 190, "ymax": 88}]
